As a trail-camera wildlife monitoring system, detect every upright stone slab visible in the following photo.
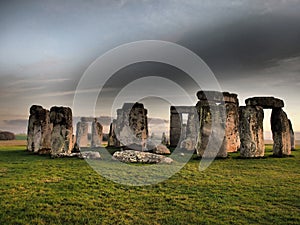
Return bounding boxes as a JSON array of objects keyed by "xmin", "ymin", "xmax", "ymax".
[
  {"xmin": 169, "ymin": 107, "xmax": 182, "ymax": 147},
  {"xmin": 27, "ymin": 105, "xmax": 52, "ymax": 153},
  {"xmin": 196, "ymin": 102, "xmax": 227, "ymax": 158},
  {"xmin": 108, "ymin": 119, "xmax": 119, "ymax": 147},
  {"xmin": 288, "ymin": 120, "xmax": 295, "ymax": 151},
  {"xmin": 224, "ymin": 102, "xmax": 240, "ymax": 152},
  {"xmin": 239, "ymin": 106, "xmax": 265, "ymax": 158},
  {"xmin": 76, "ymin": 121, "xmax": 88, "ymax": 147},
  {"xmin": 115, "ymin": 103, "xmax": 148, "ymax": 148},
  {"xmin": 91, "ymin": 118, "xmax": 103, "ymax": 147},
  {"xmin": 271, "ymin": 108, "xmax": 291, "ymax": 156},
  {"xmin": 50, "ymin": 106, "xmax": 73, "ymax": 155},
  {"xmin": 195, "ymin": 91, "xmax": 239, "ymax": 157}
]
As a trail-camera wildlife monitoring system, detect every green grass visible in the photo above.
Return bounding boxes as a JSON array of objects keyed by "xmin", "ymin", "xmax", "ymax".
[
  {"xmin": 15, "ymin": 134, "xmax": 27, "ymax": 140},
  {"xmin": 0, "ymin": 145, "xmax": 299, "ymax": 224}
]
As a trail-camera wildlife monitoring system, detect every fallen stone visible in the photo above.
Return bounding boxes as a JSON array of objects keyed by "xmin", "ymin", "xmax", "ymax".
[
  {"xmin": 153, "ymin": 144, "xmax": 171, "ymax": 154},
  {"xmin": 81, "ymin": 151, "xmax": 102, "ymax": 160},
  {"xmin": 112, "ymin": 150, "xmax": 173, "ymax": 164},
  {"xmin": 180, "ymin": 138, "xmax": 196, "ymax": 151}
]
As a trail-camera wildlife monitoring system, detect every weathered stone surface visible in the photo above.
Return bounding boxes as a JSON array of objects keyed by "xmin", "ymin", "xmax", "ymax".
[
  {"xmin": 196, "ymin": 103, "xmax": 227, "ymax": 158},
  {"xmin": 271, "ymin": 108, "xmax": 291, "ymax": 156},
  {"xmin": 50, "ymin": 106, "xmax": 73, "ymax": 155},
  {"xmin": 76, "ymin": 122, "xmax": 88, "ymax": 147},
  {"xmin": 288, "ymin": 120, "xmax": 295, "ymax": 151},
  {"xmin": 169, "ymin": 110, "xmax": 181, "ymax": 147},
  {"xmin": 115, "ymin": 103, "xmax": 148, "ymax": 147},
  {"xmin": 169, "ymin": 106, "xmax": 197, "ymax": 147},
  {"xmin": 91, "ymin": 118, "xmax": 103, "ymax": 147},
  {"xmin": 153, "ymin": 144, "xmax": 171, "ymax": 154},
  {"xmin": 161, "ymin": 132, "xmax": 168, "ymax": 145},
  {"xmin": 108, "ymin": 119, "xmax": 119, "ymax": 147},
  {"xmin": 180, "ymin": 138, "xmax": 196, "ymax": 151},
  {"xmin": 81, "ymin": 151, "xmax": 101, "ymax": 160},
  {"xmin": 245, "ymin": 97, "xmax": 284, "ymax": 109},
  {"xmin": 196, "ymin": 91, "xmax": 238, "ymax": 104},
  {"xmin": 27, "ymin": 105, "xmax": 52, "ymax": 152},
  {"xmin": 224, "ymin": 102, "xmax": 240, "ymax": 152},
  {"xmin": 0, "ymin": 131, "xmax": 15, "ymax": 140},
  {"xmin": 112, "ymin": 150, "xmax": 173, "ymax": 164},
  {"xmin": 239, "ymin": 106, "xmax": 265, "ymax": 158}
]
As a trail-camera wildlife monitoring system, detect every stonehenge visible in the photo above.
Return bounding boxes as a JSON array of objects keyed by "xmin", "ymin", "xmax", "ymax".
[
  {"xmin": 91, "ymin": 118, "xmax": 103, "ymax": 147},
  {"xmin": 50, "ymin": 106, "xmax": 74, "ymax": 155},
  {"xmin": 27, "ymin": 91, "xmax": 296, "ymax": 160},
  {"xmin": 239, "ymin": 106, "xmax": 265, "ymax": 157},
  {"xmin": 75, "ymin": 117, "xmax": 104, "ymax": 148},
  {"xmin": 195, "ymin": 91, "xmax": 239, "ymax": 158},
  {"xmin": 245, "ymin": 97, "xmax": 292, "ymax": 157},
  {"xmin": 108, "ymin": 102, "xmax": 148, "ymax": 149},
  {"xmin": 169, "ymin": 106, "xmax": 198, "ymax": 150},
  {"xmin": 76, "ymin": 121, "xmax": 88, "ymax": 147},
  {"xmin": 27, "ymin": 105, "xmax": 52, "ymax": 153},
  {"xmin": 271, "ymin": 108, "xmax": 291, "ymax": 156}
]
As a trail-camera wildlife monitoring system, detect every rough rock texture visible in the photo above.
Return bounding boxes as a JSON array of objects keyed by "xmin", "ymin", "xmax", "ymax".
[
  {"xmin": 169, "ymin": 108, "xmax": 181, "ymax": 147},
  {"xmin": 169, "ymin": 106, "xmax": 198, "ymax": 147},
  {"xmin": 161, "ymin": 132, "xmax": 168, "ymax": 145},
  {"xmin": 115, "ymin": 103, "xmax": 148, "ymax": 147},
  {"xmin": 27, "ymin": 105, "xmax": 52, "ymax": 152},
  {"xmin": 195, "ymin": 91, "xmax": 240, "ymax": 156},
  {"xmin": 239, "ymin": 106, "xmax": 265, "ymax": 158},
  {"xmin": 108, "ymin": 119, "xmax": 119, "ymax": 147},
  {"xmin": 180, "ymin": 138, "xmax": 196, "ymax": 151},
  {"xmin": 91, "ymin": 118, "xmax": 103, "ymax": 147},
  {"xmin": 153, "ymin": 144, "xmax": 171, "ymax": 155},
  {"xmin": 0, "ymin": 131, "xmax": 15, "ymax": 140},
  {"xmin": 271, "ymin": 108, "xmax": 291, "ymax": 156},
  {"xmin": 50, "ymin": 106, "xmax": 73, "ymax": 155},
  {"xmin": 196, "ymin": 103, "xmax": 227, "ymax": 158},
  {"xmin": 197, "ymin": 91, "xmax": 238, "ymax": 104},
  {"xmin": 81, "ymin": 151, "xmax": 101, "ymax": 159},
  {"xmin": 288, "ymin": 120, "xmax": 295, "ymax": 151},
  {"xmin": 245, "ymin": 97, "xmax": 284, "ymax": 109},
  {"xmin": 76, "ymin": 122, "xmax": 88, "ymax": 147},
  {"xmin": 224, "ymin": 102, "xmax": 240, "ymax": 152},
  {"xmin": 112, "ymin": 150, "xmax": 173, "ymax": 164}
]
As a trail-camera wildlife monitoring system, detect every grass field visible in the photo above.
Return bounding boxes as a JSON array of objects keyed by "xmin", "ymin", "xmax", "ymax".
[{"xmin": 0, "ymin": 143, "xmax": 299, "ymax": 224}]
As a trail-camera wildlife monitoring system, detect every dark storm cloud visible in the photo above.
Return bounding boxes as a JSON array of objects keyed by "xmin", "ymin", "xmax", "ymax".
[{"xmin": 179, "ymin": 5, "xmax": 300, "ymax": 78}]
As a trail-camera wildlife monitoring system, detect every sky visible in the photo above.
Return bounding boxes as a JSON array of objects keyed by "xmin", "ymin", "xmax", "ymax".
[{"xmin": 0, "ymin": 0, "xmax": 299, "ymax": 136}]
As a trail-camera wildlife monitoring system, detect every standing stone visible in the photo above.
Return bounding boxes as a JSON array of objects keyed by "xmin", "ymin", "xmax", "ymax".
[
  {"xmin": 288, "ymin": 120, "xmax": 295, "ymax": 151},
  {"xmin": 50, "ymin": 106, "xmax": 73, "ymax": 155},
  {"xmin": 27, "ymin": 105, "xmax": 52, "ymax": 153},
  {"xmin": 224, "ymin": 102, "xmax": 240, "ymax": 152},
  {"xmin": 108, "ymin": 119, "xmax": 119, "ymax": 147},
  {"xmin": 115, "ymin": 103, "xmax": 148, "ymax": 148},
  {"xmin": 271, "ymin": 108, "xmax": 291, "ymax": 156},
  {"xmin": 91, "ymin": 118, "xmax": 103, "ymax": 147},
  {"xmin": 196, "ymin": 102, "xmax": 227, "ymax": 158},
  {"xmin": 195, "ymin": 91, "xmax": 240, "ymax": 157},
  {"xmin": 239, "ymin": 106, "xmax": 265, "ymax": 158},
  {"xmin": 169, "ymin": 107, "xmax": 182, "ymax": 147},
  {"xmin": 76, "ymin": 122, "xmax": 88, "ymax": 147},
  {"xmin": 161, "ymin": 132, "xmax": 168, "ymax": 146}
]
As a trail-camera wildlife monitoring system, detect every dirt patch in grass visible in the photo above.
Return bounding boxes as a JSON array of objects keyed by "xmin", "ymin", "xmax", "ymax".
[{"xmin": 0, "ymin": 140, "xmax": 26, "ymax": 147}]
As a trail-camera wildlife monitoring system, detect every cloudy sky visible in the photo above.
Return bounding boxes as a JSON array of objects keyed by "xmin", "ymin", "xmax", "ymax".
[{"xmin": 0, "ymin": 0, "xmax": 299, "ymax": 135}]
